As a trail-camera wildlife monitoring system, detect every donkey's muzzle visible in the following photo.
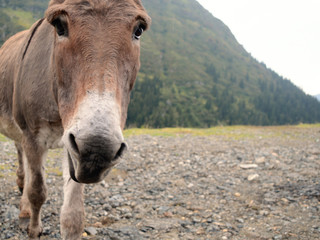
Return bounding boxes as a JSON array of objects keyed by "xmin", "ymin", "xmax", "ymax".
[{"xmin": 67, "ymin": 133, "xmax": 127, "ymax": 183}]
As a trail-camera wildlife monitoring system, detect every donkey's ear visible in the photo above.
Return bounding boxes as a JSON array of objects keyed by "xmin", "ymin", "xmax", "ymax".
[
  {"xmin": 46, "ymin": 8, "xmax": 69, "ymax": 38},
  {"xmin": 48, "ymin": 0, "xmax": 66, "ymax": 6},
  {"xmin": 46, "ymin": 9, "xmax": 68, "ymax": 25},
  {"xmin": 45, "ymin": 0, "xmax": 68, "ymax": 23},
  {"xmin": 133, "ymin": 0, "xmax": 142, "ymax": 5}
]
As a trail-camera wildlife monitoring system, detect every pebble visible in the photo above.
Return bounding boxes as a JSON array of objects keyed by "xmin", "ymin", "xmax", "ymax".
[
  {"xmin": 273, "ymin": 235, "xmax": 283, "ymax": 240},
  {"xmin": 192, "ymin": 216, "xmax": 202, "ymax": 223},
  {"xmin": 255, "ymin": 157, "xmax": 266, "ymax": 164},
  {"xmin": 236, "ymin": 218, "xmax": 244, "ymax": 223},
  {"xmin": 240, "ymin": 164, "xmax": 258, "ymax": 169},
  {"xmin": 234, "ymin": 192, "xmax": 241, "ymax": 197},
  {"xmin": 85, "ymin": 227, "xmax": 97, "ymax": 236},
  {"xmin": 248, "ymin": 173, "xmax": 260, "ymax": 181}
]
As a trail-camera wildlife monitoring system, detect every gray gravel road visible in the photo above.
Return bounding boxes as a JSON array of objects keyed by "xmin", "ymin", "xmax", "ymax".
[{"xmin": 1, "ymin": 126, "xmax": 320, "ymax": 239}]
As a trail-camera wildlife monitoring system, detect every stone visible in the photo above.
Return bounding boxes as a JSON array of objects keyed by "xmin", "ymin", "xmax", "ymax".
[
  {"xmin": 192, "ymin": 216, "xmax": 202, "ymax": 223},
  {"xmin": 234, "ymin": 192, "xmax": 241, "ymax": 197},
  {"xmin": 236, "ymin": 218, "xmax": 244, "ymax": 223},
  {"xmin": 273, "ymin": 235, "xmax": 283, "ymax": 240},
  {"xmin": 157, "ymin": 206, "xmax": 171, "ymax": 215},
  {"xmin": 248, "ymin": 174, "xmax": 259, "ymax": 181},
  {"xmin": 42, "ymin": 226, "xmax": 51, "ymax": 236},
  {"xmin": 259, "ymin": 210, "xmax": 269, "ymax": 216},
  {"xmin": 255, "ymin": 157, "xmax": 266, "ymax": 164},
  {"xmin": 85, "ymin": 227, "xmax": 97, "ymax": 236},
  {"xmin": 142, "ymin": 219, "xmax": 180, "ymax": 231},
  {"xmin": 239, "ymin": 164, "xmax": 258, "ymax": 169}
]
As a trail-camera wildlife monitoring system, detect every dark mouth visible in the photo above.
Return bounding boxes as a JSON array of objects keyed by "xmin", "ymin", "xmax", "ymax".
[
  {"xmin": 68, "ymin": 153, "xmax": 79, "ymax": 183},
  {"xmin": 115, "ymin": 142, "xmax": 128, "ymax": 159},
  {"xmin": 67, "ymin": 143, "xmax": 127, "ymax": 183}
]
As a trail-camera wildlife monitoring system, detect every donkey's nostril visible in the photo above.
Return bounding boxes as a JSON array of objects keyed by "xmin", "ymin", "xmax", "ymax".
[
  {"xmin": 69, "ymin": 133, "xmax": 80, "ymax": 154},
  {"xmin": 115, "ymin": 142, "xmax": 127, "ymax": 158}
]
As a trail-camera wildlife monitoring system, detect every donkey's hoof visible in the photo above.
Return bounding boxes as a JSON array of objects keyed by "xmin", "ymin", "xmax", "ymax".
[
  {"xmin": 27, "ymin": 225, "xmax": 43, "ymax": 239},
  {"xmin": 19, "ymin": 217, "xmax": 30, "ymax": 230}
]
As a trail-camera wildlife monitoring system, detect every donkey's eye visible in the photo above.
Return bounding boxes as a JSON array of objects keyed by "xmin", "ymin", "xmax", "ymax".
[
  {"xmin": 52, "ymin": 17, "xmax": 68, "ymax": 37},
  {"xmin": 133, "ymin": 24, "xmax": 145, "ymax": 40}
]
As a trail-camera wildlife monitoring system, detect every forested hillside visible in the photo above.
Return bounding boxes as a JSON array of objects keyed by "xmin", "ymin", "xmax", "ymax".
[
  {"xmin": 128, "ymin": 0, "xmax": 320, "ymax": 127},
  {"xmin": 0, "ymin": 0, "xmax": 47, "ymax": 44},
  {"xmin": 1, "ymin": 0, "xmax": 320, "ymax": 127}
]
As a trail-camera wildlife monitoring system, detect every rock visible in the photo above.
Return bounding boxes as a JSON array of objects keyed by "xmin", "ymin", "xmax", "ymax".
[
  {"xmin": 180, "ymin": 220, "xmax": 192, "ymax": 228},
  {"xmin": 107, "ymin": 214, "xmax": 121, "ymax": 222},
  {"xmin": 141, "ymin": 219, "xmax": 179, "ymax": 231},
  {"xmin": 239, "ymin": 164, "xmax": 258, "ymax": 169},
  {"xmin": 273, "ymin": 235, "xmax": 283, "ymax": 240},
  {"xmin": 102, "ymin": 203, "xmax": 112, "ymax": 211},
  {"xmin": 156, "ymin": 206, "xmax": 171, "ymax": 215},
  {"xmin": 206, "ymin": 225, "xmax": 220, "ymax": 232},
  {"xmin": 234, "ymin": 192, "xmax": 241, "ymax": 197},
  {"xmin": 42, "ymin": 226, "xmax": 51, "ymax": 235},
  {"xmin": 201, "ymin": 210, "xmax": 213, "ymax": 219},
  {"xmin": 255, "ymin": 157, "xmax": 266, "ymax": 164},
  {"xmin": 192, "ymin": 216, "xmax": 202, "ymax": 223},
  {"xmin": 85, "ymin": 227, "xmax": 97, "ymax": 236},
  {"xmin": 259, "ymin": 210, "xmax": 269, "ymax": 216},
  {"xmin": 100, "ymin": 226, "xmax": 147, "ymax": 239},
  {"xmin": 109, "ymin": 194, "xmax": 125, "ymax": 208},
  {"xmin": 117, "ymin": 206, "xmax": 132, "ymax": 214},
  {"xmin": 236, "ymin": 218, "xmax": 244, "ymax": 223},
  {"xmin": 248, "ymin": 174, "xmax": 259, "ymax": 181}
]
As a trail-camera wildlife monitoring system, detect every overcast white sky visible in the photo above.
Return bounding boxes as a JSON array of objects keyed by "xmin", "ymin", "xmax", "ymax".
[{"xmin": 196, "ymin": 0, "xmax": 320, "ymax": 96}]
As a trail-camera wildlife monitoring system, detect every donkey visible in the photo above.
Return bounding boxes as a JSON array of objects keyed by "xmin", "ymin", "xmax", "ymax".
[{"xmin": 0, "ymin": 0, "xmax": 150, "ymax": 239}]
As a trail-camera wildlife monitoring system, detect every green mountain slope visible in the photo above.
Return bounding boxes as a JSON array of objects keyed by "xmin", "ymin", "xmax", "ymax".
[
  {"xmin": 0, "ymin": 0, "xmax": 48, "ymax": 45},
  {"xmin": 1, "ymin": 0, "xmax": 320, "ymax": 127},
  {"xmin": 128, "ymin": 0, "xmax": 320, "ymax": 127}
]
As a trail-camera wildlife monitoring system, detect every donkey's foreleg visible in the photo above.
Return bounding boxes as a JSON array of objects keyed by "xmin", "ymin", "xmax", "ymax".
[
  {"xmin": 22, "ymin": 137, "xmax": 47, "ymax": 239},
  {"xmin": 15, "ymin": 142, "xmax": 24, "ymax": 193},
  {"xmin": 19, "ymin": 149, "xmax": 31, "ymax": 226},
  {"xmin": 60, "ymin": 152, "xmax": 85, "ymax": 240},
  {"xmin": 15, "ymin": 142, "xmax": 32, "ymax": 223}
]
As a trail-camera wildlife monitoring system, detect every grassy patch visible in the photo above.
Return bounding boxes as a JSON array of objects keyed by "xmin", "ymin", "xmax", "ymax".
[
  {"xmin": 124, "ymin": 128, "xmax": 192, "ymax": 137},
  {"xmin": 47, "ymin": 149, "xmax": 63, "ymax": 159},
  {"xmin": 124, "ymin": 126, "xmax": 257, "ymax": 139},
  {"xmin": 47, "ymin": 167, "xmax": 63, "ymax": 176},
  {"xmin": 0, "ymin": 163, "xmax": 15, "ymax": 177},
  {"xmin": 124, "ymin": 124, "xmax": 320, "ymax": 140},
  {"xmin": 0, "ymin": 134, "xmax": 9, "ymax": 142},
  {"xmin": 4, "ymin": 8, "xmax": 35, "ymax": 28},
  {"xmin": 0, "ymin": 164, "xmax": 9, "ymax": 171},
  {"xmin": 295, "ymin": 123, "xmax": 320, "ymax": 128}
]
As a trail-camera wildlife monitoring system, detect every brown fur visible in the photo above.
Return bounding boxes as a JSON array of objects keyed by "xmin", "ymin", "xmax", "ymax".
[{"xmin": 0, "ymin": 0, "xmax": 150, "ymax": 239}]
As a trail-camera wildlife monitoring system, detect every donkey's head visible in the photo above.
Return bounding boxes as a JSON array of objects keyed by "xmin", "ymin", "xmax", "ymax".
[{"xmin": 46, "ymin": 0, "xmax": 150, "ymax": 183}]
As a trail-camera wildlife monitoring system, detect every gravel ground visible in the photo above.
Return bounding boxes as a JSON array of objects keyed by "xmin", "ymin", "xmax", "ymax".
[{"xmin": 0, "ymin": 126, "xmax": 320, "ymax": 240}]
